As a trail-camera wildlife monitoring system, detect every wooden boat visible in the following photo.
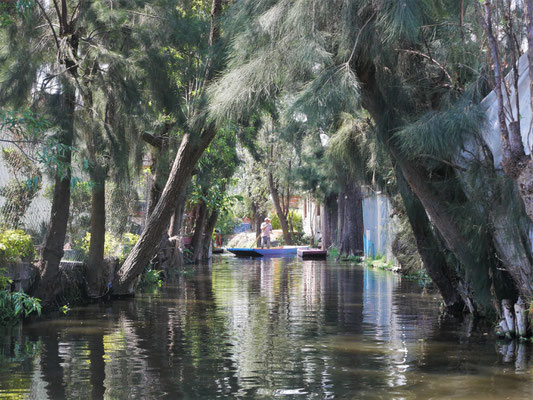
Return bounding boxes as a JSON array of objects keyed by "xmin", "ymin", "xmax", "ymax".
[
  {"xmin": 227, "ymin": 246, "xmax": 308, "ymax": 258},
  {"xmin": 297, "ymin": 248, "xmax": 327, "ymax": 260},
  {"xmin": 212, "ymin": 248, "xmax": 225, "ymax": 254}
]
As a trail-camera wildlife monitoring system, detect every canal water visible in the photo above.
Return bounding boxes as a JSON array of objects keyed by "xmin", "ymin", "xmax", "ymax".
[{"xmin": 1, "ymin": 256, "xmax": 533, "ymax": 399}]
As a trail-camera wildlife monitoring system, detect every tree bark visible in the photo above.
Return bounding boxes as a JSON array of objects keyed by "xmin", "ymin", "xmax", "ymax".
[
  {"xmin": 339, "ymin": 181, "xmax": 364, "ymax": 257},
  {"xmin": 395, "ymin": 169, "xmax": 468, "ymax": 313},
  {"xmin": 268, "ymin": 171, "xmax": 292, "ymax": 245},
  {"xmin": 87, "ymin": 175, "xmax": 106, "ymax": 298},
  {"xmin": 114, "ymin": 129, "xmax": 217, "ymax": 293},
  {"xmin": 202, "ymin": 210, "xmax": 219, "ymax": 260},
  {"xmin": 146, "ymin": 134, "xmax": 170, "ymax": 218},
  {"xmin": 322, "ymin": 193, "xmax": 338, "ymax": 250},
  {"xmin": 191, "ymin": 200, "xmax": 208, "ymax": 263},
  {"xmin": 320, "ymin": 203, "xmax": 328, "ymax": 250},
  {"xmin": 156, "ymin": 192, "xmax": 187, "ymax": 271},
  {"xmin": 33, "ymin": 89, "xmax": 74, "ymax": 306},
  {"xmin": 168, "ymin": 191, "xmax": 187, "ymax": 237},
  {"xmin": 337, "ymin": 191, "xmax": 345, "ymax": 247},
  {"xmin": 252, "ymin": 202, "xmax": 265, "ymax": 248},
  {"xmin": 113, "ymin": 0, "xmax": 222, "ymax": 295}
]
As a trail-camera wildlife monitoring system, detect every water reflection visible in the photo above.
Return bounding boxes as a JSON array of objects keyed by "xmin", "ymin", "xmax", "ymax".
[{"xmin": 1, "ymin": 257, "xmax": 533, "ymax": 399}]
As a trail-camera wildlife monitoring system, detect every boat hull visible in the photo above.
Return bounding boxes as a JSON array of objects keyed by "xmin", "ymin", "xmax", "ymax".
[
  {"xmin": 227, "ymin": 246, "xmax": 308, "ymax": 258},
  {"xmin": 297, "ymin": 248, "xmax": 327, "ymax": 260}
]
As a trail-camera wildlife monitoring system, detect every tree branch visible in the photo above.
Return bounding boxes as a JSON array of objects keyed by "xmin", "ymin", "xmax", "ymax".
[
  {"xmin": 396, "ymin": 49, "xmax": 453, "ymax": 83},
  {"xmin": 35, "ymin": 0, "xmax": 61, "ymax": 52}
]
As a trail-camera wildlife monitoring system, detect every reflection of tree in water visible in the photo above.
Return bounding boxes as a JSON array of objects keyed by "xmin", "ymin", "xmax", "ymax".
[
  {"xmin": 7, "ymin": 260, "xmax": 533, "ymax": 399},
  {"xmin": 210, "ymin": 258, "xmax": 366, "ymax": 398},
  {"xmin": 115, "ymin": 260, "xmax": 240, "ymax": 398},
  {"xmin": 0, "ymin": 327, "xmax": 42, "ymax": 397}
]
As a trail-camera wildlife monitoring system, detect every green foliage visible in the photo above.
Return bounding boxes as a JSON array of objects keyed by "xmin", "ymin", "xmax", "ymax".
[
  {"xmin": 0, "ymin": 229, "xmax": 35, "ymax": 264},
  {"xmin": 328, "ymin": 246, "xmax": 339, "ymax": 260},
  {"xmin": 140, "ymin": 267, "xmax": 163, "ymax": 288},
  {"xmin": 0, "ymin": 109, "xmax": 76, "ymax": 176},
  {"xmin": 0, "ymin": 290, "xmax": 41, "ymax": 325},
  {"xmin": 270, "ymin": 211, "xmax": 303, "ymax": 232},
  {"xmin": 364, "ymin": 255, "xmax": 394, "ymax": 270},
  {"xmin": 395, "ymin": 100, "xmax": 485, "ymax": 161},
  {"xmin": 59, "ymin": 305, "xmax": 70, "ymax": 315},
  {"xmin": 0, "ymin": 268, "xmax": 12, "ymax": 290},
  {"xmin": 215, "ymin": 211, "xmax": 240, "ymax": 237},
  {"xmin": 78, "ymin": 232, "xmax": 139, "ymax": 263},
  {"xmin": 291, "ymin": 233, "xmax": 312, "ymax": 246},
  {"xmin": 0, "ymin": 268, "xmax": 41, "ymax": 325}
]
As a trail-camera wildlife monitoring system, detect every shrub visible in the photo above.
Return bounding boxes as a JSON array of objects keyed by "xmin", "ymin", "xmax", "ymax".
[
  {"xmin": 0, "ymin": 290, "xmax": 42, "ymax": 324},
  {"xmin": 271, "ymin": 211, "xmax": 303, "ymax": 232},
  {"xmin": 79, "ymin": 232, "xmax": 140, "ymax": 263},
  {"xmin": 140, "ymin": 267, "xmax": 162, "ymax": 287},
  {"xmin": 0, "ymin": 268, "xmax": 41, "ymax": 325},
  {"xmin": 0, "ymin": 229, "xmax": 35, "ymax": 264}
]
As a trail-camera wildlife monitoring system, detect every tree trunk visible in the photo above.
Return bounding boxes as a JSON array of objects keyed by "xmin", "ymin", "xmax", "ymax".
[
  {"xmin": 191, "ymin": 201, "xmax": 208, "ymax": 263},
  {"xmin": 146, "ymin": 137, "xmax": 170, "ymax": 218},
  {"xmin": 168, "ymin": 192, "xmax": 187, "ymax": 237},
  {"xmin": 358, "ymin": 65, "xmax": 476, "ymax": 313},
  {"xmin": 252, "ymin": 203, "xmax": 265, "ymax": 248},
  {"xmin": 339, "ymin": 181, "xmax": 364, "ymax": 257},
  {"xmin": 115, "ymin": 129, "xmax": 217, "ymax": 294},
  {"xmin": 201, "ymin": 210, "xmax": 219, "ymax": 260},
  {"xmin": 395, "ymin": 169, "xmax": 468, "ymax": 314},
  {"xmin": 87, "ymin": 175, "xmax": 106, "ymax": 298},
  {"xmin": 322, "ymin": 193, "xmax": 338, "ymax": 250},
  {"xmin": 268, "ymin": 171, "xmax": 292, "ymax": 245},
  {"xmin": 337, "ymin": 191, "xmax": 345, "ymax": 247},
  {"xmin": 154, "ymin": 188, "xmax": 188, "ymax": 271},
  {"xmin": 320, "ymin": 203, "xmax": 328, "ymax": 250},
  {"xmin": 114, "ymin": 0, "xmax": 222, "ymax": 295},
  {"xmin": 33, "ymin": 89, "xmax": 74, "ymax": 307}
]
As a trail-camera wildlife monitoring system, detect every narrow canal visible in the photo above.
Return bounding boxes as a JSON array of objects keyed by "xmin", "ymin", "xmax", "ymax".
[{"xmin": 1, "ymin": 256, "xmax": 532, "ymax": 399}]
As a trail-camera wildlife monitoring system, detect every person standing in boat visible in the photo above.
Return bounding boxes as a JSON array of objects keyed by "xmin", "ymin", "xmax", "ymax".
[{"xmin": 260, "ymin": 217, "xmax": 273, "ymax": 249}]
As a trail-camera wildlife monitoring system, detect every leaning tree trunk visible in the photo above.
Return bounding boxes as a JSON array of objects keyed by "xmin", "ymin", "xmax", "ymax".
[
  {"xmin": 113, "ymin": 0, "xmax": 222, "ymax": 295},
  {"xmin": 87, "ymin": 174, "xmax": 106, "ymax": 298},
  {"xmin": 33, "ymin": 89, "xmax": 74, "ymax": 307},
  {"xmin": 114, "ymin": 129, "xmax": 218, "ymax": 294},
  {"xmin": 339, "ymin": 181, "xmax": 364, "ymax": 257},
  {"xmin": 156, "ymin": 191, "xmax": 188, "ymax": 271},
  {"xmin": 268, "ymin": 171, "xmax": 292, "ymax": 245},
  {"xmin": 396, "ymin": 170, "xmax": 468, "ymax": 314},
  {"xmin": 395, "ymin": 157, "xmax": 489, "ymax": 314}
]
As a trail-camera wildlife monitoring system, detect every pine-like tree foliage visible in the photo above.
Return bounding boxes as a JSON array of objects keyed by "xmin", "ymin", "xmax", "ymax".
[
  {"xmin": 212, "ymin": 0, "xmax": 530, "ymax": 314},
  {"xmin": 395, "ymin": 99, "xmax": 486, "ymax": 161},
  {"xmin": 209, "ymin": 0, "xmax": 356, "ymax": 123}
]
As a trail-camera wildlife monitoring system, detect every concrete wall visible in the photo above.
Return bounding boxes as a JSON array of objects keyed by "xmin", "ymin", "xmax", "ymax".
[
  {"xmin": 301, "ymin": 191, "xmax": 397, "ymax": 262},
  {"xmin": 362, "ymin": 192, "xmax": 396, "ymax": 261}
]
